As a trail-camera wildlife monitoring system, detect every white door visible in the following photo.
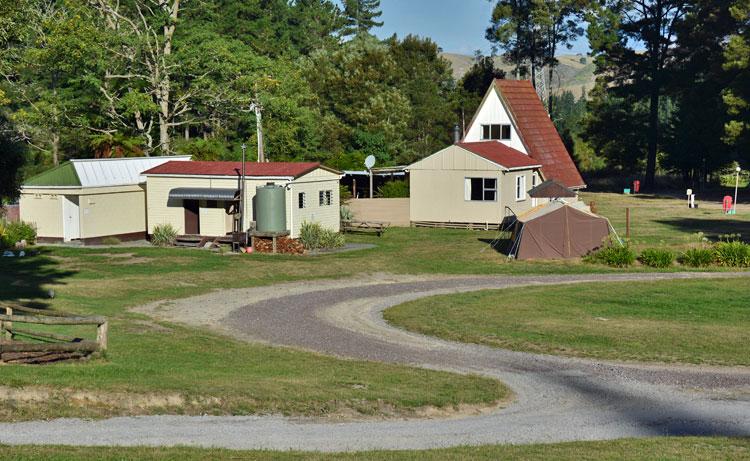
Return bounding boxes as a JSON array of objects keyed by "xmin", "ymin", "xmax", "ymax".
[{"xmin": 62, "ymin": 196, "xmax": 80, "ymax": 241}]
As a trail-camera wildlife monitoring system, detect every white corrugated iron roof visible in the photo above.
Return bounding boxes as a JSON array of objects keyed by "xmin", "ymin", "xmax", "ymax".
[{"xmin": 71, "ymin": 156, "xmax": 191, "ymax": 187}]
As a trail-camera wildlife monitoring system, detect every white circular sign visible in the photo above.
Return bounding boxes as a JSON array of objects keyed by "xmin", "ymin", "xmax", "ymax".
[{"xmin": 364, "ymin": 155, "xmax": 376, "ymax": 170}]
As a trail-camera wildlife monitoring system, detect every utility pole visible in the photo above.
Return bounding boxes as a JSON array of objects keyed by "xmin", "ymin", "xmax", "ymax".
[
  {"xmin": 250, "ymin": 100, "xmax": 265, "ymax": 162},
  {"xmin": 240, "ymin": 144, "xmax": 247, "ymax": 238}
]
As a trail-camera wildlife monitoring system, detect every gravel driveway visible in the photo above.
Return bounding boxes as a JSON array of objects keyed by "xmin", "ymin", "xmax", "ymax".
[{"xmin": 1, "ymin": 271, "xmax": 749, "ymax": 451}]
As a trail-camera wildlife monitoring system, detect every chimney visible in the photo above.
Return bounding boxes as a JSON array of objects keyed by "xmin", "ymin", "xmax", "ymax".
[{"xmin": 453, "ymin": 124, "xmax": 461, "ymax": 144}]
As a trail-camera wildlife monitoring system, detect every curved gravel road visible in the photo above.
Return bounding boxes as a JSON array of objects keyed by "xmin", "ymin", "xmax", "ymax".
[{"xmin": 1, "ymin": 271, "xmax": 750, "ymax": 451}]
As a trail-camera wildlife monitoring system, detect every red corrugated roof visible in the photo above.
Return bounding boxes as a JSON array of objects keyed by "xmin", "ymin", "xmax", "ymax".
[
  {"xmin": 141, "ymin": 161, "xmax": 326, "ymax": 178},
  {"xmin": 494, "ymin": 79, "xmax": 586, "ymax": 188},
  {"xmin": 458, "ymin": 142, "xmax": 542, "ymax": 169}
]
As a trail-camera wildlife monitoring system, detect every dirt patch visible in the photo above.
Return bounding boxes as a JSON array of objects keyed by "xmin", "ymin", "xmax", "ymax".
[{"xmin": 110, "ymin": 257, "xmax": 152, "ymax": 265}]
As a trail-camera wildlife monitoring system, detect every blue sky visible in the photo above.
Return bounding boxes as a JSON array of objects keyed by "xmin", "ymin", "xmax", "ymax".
[{"xmin": 340, "ymin": 0, "xmax": 591, "ymax": 56}]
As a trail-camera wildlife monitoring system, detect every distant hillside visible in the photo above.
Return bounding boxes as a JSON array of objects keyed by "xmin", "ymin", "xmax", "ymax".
[{"xmin": 440, "ymin": 53, "xmax": 596, "ymax": 98}]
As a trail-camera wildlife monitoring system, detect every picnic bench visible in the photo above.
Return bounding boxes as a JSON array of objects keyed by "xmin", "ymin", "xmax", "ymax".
[{"xmin": 341, "ymin": 220, "xmax": 389, "ymax": 236}]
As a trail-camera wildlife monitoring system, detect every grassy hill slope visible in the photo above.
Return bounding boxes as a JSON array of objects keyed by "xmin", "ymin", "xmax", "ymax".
[{"xmin": 441, "ymin": 53, "xmax": 596, "ymax": 97}]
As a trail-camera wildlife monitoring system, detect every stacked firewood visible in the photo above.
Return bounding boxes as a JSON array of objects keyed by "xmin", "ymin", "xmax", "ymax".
[{"xmin": 252, "ymin": 236, "xmax": 305, "ymax": 255}]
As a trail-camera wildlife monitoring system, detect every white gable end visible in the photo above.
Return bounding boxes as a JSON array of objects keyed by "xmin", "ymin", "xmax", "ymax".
[{"xmin": 463, "ymin": 88, "xmax": 527, "ymax": 154}]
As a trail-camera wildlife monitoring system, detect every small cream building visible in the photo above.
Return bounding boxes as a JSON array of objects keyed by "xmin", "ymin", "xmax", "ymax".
[
  {"xmin": 408, "ymin": 142, "xmax": 544, "ymax": 225},
  {"xmin": 20, "ymin": 156, "xmax": 189, "ymax": 243},
  {"xmin": 142, "ymin": 161, "xmax": 341, "ymax": 238}
]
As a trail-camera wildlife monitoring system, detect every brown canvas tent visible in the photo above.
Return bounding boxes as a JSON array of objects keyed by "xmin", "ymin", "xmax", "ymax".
[{"xmin": 509, "ymin": 201, "xmax": 612, "ymax": 260}]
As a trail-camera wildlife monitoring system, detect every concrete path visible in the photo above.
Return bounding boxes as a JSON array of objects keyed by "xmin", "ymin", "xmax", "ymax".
[{"xmin": 2, "ymin": 272, "xmax": 750, "ymax": 451}]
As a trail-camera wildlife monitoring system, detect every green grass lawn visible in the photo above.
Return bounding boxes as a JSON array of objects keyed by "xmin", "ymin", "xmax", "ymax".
[
  {"xmin": 1, "ymin": 438, "xmax": 748, "ymax": 460},
  {"xmin": 385, "ymin": 279, "xmax": 750, "ymax": 365},
  {"xmin": 1, "ymin": 192, "xmax": 748, "ymax": 420}
]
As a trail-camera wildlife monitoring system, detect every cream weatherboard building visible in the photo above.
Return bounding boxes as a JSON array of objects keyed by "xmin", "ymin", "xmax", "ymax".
[
  {"xmin": 141, "ymin": 161, "xmax": 341, "ymax": 238},
  {"xmin": 408, "ymin": 79, "xmax": 585, "ymax": 226},
  {"xmin": 20, "ymin": 156, "xmax": 189, "ymax": 243}
]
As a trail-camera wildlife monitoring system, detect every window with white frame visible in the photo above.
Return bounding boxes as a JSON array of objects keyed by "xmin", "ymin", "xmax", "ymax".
[
  {"xmin": 464, "ymin": 177, "xmax": 497, "ymax": 202},
  {"xmin": 319, "ymin": 190, "xmax": 332, "ymax": 206},
  {"xmin": 481, "ymin": 124, "xmax": 512, "ymax": 141},
  {"xmin": 298, "ymin": 192, "xmax": 306, "ymax": 209},
  {"xmin": 515, "ymin": 175, "xmax": 527, "ymax": 201}
]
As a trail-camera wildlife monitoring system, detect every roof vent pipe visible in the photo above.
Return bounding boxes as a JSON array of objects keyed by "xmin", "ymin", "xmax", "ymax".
[{"xmin": 453, "ymin": 124, "xmax": 461, "ymax": 144}]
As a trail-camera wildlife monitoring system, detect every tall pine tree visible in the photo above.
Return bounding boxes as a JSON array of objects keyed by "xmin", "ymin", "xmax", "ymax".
[{"xmin": 341, "ymin": 0, "xmax": 384, "ymax": 37}]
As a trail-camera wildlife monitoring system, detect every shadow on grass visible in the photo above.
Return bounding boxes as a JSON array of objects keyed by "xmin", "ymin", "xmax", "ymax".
[
  {"xmin": 0, "ymin": 248, "xmax": 76, "ymax": 310},
  {"xmin": 655, "ymin": 218, "xmax": 750, "ymax": 242},
  {"xmin": 478, "ymin": 238, "xmax": 513, "ymax": 255}
]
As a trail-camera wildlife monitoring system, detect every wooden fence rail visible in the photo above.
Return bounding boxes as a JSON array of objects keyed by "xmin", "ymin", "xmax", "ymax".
[{"xmin": 0, "ymin": 305, "xmax": 108, "ymax": 364}]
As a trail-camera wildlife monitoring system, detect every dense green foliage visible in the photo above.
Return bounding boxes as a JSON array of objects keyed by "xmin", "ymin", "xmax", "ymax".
[
  {"xmin": 639, "ymin": 248, "xmax": 675, "ymax": 268},
  {"xmin": 2, "ymin": 0, "xmax": 748, "ymax": 201},
  {"xmin": 0, "ymin": 0, "xmax": 461, "ymax": 199},
  {"xmin": 377, "ymin": 180, "xmax": 409, "ymax": 198},
  {"xmin": 0, "ymin": 220, "xmax": 36, "ymax": 248}
]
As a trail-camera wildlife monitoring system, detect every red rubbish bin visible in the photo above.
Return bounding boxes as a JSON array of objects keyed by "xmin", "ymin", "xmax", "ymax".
[{"xmin": 633, "ymin": 180, "xmax": 641, "ymax": 193}]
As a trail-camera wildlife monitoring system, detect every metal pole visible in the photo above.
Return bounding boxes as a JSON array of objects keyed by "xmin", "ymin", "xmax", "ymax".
[
  {"xmin": 369, "ymin": 169, "xmax": 373, "ymax": 199},
  {"xmin": 734, "ymin": 167, "xmax": 741, "ymax": 214},
  {"xmin": 241, "ymin": 144, "xmax": 246, "ymax": 243}
]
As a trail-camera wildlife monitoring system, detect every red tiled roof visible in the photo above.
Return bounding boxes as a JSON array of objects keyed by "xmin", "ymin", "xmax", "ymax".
[
  {"xmin": 458, "ymin": 142, "xmax": 541, "ymax": 169},
  {"xmin": 494, "ymin": 79, "xmax": 586, "ymax": 189},
  {"xmin": 141, "ymin": 161, "xmax": 327, "ymax": 178}
]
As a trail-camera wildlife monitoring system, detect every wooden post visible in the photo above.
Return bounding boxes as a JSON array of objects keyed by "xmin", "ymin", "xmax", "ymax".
[
  {"xmin": 625, "ymin": 207, "xmax": 631, "ymax": 240},
  {"xmin": 352, "ymin": 178, "xmax": 357, "ymax": 198},
  {"xmin": 96, "ymin": 320, "xmax": 108, "ymax": 351},
  {"xmin": 4, "ymin": 307, "xmax": 12, "ymax": 341}
]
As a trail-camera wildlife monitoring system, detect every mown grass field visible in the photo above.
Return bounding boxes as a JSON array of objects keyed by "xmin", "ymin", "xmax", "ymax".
[
  {"xmin": 1, "ymin": 193, "xmax": 747, "ymax": 420},
  {"xmin": 1, "ymin": 437, "xmax": 749, "ymax": 460},
  {"xmin": 385, "ymin": 278, "xmax": 750, "ymax": 365},
  {"xmin": 579, "ymin": 192, "xmax": 750, "ymax": 250}
]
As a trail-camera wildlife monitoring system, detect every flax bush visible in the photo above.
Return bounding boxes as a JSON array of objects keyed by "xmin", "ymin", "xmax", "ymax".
[
  {"xmin": 585, "ymin": 240, "xmax": 636, "ymax": 267},
  {"xmin": 679, "ymin": 232, "xmax": 715, "ymax": 267},
  {"xmin": 299, "ymin": 221, "xmax": 345, "ymax": 250},
  {"xmin": 714, "ymin": 234, "xmax": 750, "ymax": 267},
  {"xmin": 639, "ymin": 248, "xmax": 675, "ymax": 268},
  {"xmin": 151, "ymin": 224, "xmax": 178, "ymax": 247}
]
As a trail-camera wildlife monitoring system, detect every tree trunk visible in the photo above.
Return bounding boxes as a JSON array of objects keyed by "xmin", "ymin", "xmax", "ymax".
[
  {"xmin": 644, "ymin": 72, "xmax": 660, "ymax": 191},
  {"xmin": 51, "ymin": 132, "xmax": 60, "ymax": 166},
  {"xmin": 548, "ymin": 65, "xmax": 554, "ymax": 113},
  {"xmin": 159, "ymin": 83, "xmax": 170, "ymax": 155}
]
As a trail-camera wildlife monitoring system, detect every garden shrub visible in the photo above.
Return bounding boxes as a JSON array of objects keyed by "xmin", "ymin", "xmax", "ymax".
[
  {"xmin": 377, "ymin": 180, "xmax": 409, "ymax": 198},
  {"xmin": 299, "ymin": 221, "xmax": 345, "ymax": 250},
  {"xmin": 585, "ymin": 242, "xmax": 636, "ymax": 267},
  {"xmin": 151, "ymin": 224, "xmax": 178, "ymax": 247},
  {"xmin": 680, "ymin": 248, "xmax": 715, "ymax": 267},
  {"xmin": 0, "ymin": 220, "xmax": 36, "ymax": 248},
  {"xmin": 714, "ymin": 235, "xmax": 750, "ymax": 267},
  {"xmin": 639, "ymin": 248, "xmax": 675, "ymax": 268}
]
